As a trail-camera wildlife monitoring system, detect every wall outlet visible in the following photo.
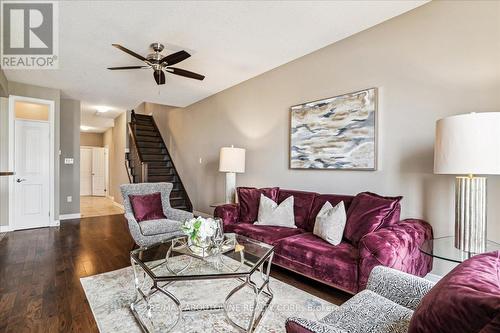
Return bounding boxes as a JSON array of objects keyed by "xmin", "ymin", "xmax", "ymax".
[
  {"xmin": 67, "ymin": 196, "xmax": 72, "ymax": 203},
  {"xmin": 64, "ymin": 158, "xmax": 74, "ymax": 165}
]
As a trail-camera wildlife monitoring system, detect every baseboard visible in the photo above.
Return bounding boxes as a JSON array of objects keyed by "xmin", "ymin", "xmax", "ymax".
[
  {"xmin": 52, "ymin": 220, "xmax": 60, "ymax": 227},
  {"xmin": 0, "ymin": 225, "xmax": 12, "ymax": 232},
  {"xmin": 59, "ymin": 213, "xmax": 81, "ymax": 220},
  {"xmin": 424, "ymin": 273, "xmax": 442, "ymax": 283},
  {"xmin": 194, "ymin": 210, "xmax": 213, "ymax": 218}
]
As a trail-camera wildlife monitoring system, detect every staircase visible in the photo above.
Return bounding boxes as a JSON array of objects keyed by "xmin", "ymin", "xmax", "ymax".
[{"xmin": 126, "ymin": 110, "xmax": 193, "ymax": 212}]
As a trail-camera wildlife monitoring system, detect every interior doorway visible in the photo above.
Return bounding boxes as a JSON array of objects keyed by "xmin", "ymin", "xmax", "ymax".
[
  {"xmin": 8, "ymin": 96, "xmax": 56, "ymax": 230},
  {"xmin": 79, "ymin": 144, "xmax": 122, "ymax": 218},
  {"xmin": 80, "ymin": 146, "xmax": 107, "ymax": 196}
]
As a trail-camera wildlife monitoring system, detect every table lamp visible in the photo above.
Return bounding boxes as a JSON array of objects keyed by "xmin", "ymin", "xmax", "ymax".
[
  {"xmin": 219, "ymin": 146, "xmax": 245, "ymax": 203},
  {"xmin": 434, "ymin": 112, "xmax": 500, "ymax": 253}
]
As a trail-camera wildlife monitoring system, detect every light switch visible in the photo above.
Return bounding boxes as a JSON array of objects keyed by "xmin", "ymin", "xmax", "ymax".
[
  {"xmin": 64, "ymin": 158, "xmax": 74, "ymax": 165},
  {"xmin": 67, "ymin": 196, "xmax": 72, "ymax": 203}
]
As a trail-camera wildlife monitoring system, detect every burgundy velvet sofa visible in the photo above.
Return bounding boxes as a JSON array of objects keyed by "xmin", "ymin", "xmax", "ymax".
[{"xmin": 214, "ymin": 187, "xmax": 433, "ymax": 294}]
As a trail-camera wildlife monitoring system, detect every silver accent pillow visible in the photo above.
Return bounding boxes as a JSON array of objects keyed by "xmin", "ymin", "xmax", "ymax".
[
  {"xmin": 254, "ymin": 194, "xmax": 296, "ymax": 228},
  {"xmin": 313, "ymin": 201, "xmax": 346, "ymax": 245}
]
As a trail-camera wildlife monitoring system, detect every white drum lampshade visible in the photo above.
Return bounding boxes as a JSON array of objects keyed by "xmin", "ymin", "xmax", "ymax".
[
  {"xmin": 219, "ymin": 147, "xmax": 246, "ymax": 173},
  {"xmin": 434, "ymin": 112, "xmax": 500, "ymax": 175},
  {"xmin": 434, "ymin": 112, "xmax": 500, "ymax": 252},
  {"xmin": 219, "ymin": 146, "xmax": 246, "ymax": 203}
]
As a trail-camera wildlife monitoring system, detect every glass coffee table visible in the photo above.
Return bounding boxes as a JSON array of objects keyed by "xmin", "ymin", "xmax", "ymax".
[{"xmin": 130, "ymin": 233, "xmax": 275, "ymax": 332}]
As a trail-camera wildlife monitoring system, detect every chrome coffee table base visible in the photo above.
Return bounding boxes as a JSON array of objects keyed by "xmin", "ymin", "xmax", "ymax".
[{"xmin": 130, "ymin": 251, "xmax": 274, "ymax": 333}]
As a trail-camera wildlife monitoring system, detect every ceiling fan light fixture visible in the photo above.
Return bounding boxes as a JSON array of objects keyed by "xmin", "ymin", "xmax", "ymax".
[{"xmin": 108, "ymin": 43, "xmax": 205, "ymax": 85}]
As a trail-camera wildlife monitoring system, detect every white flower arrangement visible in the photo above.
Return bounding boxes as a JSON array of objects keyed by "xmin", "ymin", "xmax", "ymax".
[{"xmin": 181, "ymin": 217, "xmax": 218, "ymax": 246}]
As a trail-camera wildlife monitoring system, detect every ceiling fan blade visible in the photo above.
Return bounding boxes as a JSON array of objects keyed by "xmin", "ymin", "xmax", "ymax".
[
  {"xmin": 112, "ymin": 44, "xmax": 147, "ymax": 62},
  {"xmin": 107, "ymin": 66, "xmax": 149, "ymax": 70},
  {"xmin": 159, "ymin": 50, "xmax": 191, "ymax": 66},
  {"xmin": 166, "ymin": 67, "xmax": 205, "ymax": 81},
  {"xmin": 153, "ymin": 70, "xmax": 166, "ymax": 85}
]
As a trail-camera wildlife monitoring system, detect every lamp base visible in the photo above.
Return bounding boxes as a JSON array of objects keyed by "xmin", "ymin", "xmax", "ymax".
[
  {"xmin": 224, "ymin": 172, "xmax": 236, "ymax": 204},
  {"xmin": 455, "ymin": 176, "xmax": 487, "ymax": 253}
]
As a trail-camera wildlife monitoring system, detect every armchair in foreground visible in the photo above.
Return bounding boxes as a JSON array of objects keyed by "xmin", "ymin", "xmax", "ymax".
[
  {"xmin": 286, "ymin": 250, "xmax": 500, "ymax": 333},
  {"xmin": 120, "ymin": 182, "xmax": 193, "ymax": 247}
]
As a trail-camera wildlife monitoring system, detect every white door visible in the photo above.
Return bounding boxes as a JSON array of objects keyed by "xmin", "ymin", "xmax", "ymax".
[
  {"xmin": 91, "ymin": 148, "xmax": 106, "ymax": 196},
  {"xmin": 14, "ymin": 120, "xmax": 50, "ymax": 229},
  {"xmin": 80, "ymin": 148, "xmax": 92, "ymax": 195}
]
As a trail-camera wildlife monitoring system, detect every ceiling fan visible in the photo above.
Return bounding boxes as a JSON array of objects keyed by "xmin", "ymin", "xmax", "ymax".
[{"xmin": 108, "ymin": 42, "xmax": 205, "ymax": 85}]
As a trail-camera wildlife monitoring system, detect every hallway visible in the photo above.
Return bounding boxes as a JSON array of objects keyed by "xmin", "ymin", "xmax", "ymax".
[{"xmin": 80, "ymin": 196, "xmax": 123, "ymax": 218}]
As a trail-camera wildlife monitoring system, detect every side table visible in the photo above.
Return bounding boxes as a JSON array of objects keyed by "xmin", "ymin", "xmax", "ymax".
[{"xmin": 419, "ymin": 236, "xmax": 500, "ymax": 263}]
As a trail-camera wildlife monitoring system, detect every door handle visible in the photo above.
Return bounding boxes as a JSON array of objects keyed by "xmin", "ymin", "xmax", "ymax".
[{"xmin": 16, "ymin": 178, "xmax": 27, "ymax": 183}]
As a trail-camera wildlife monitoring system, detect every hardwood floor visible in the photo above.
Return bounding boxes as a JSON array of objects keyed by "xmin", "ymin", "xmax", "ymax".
[
  {"xmin": 0, "ymin": 215, "xmax": 350, "ymax": 332},
  {"xmin": 80, "ymin": 196, "xmax": 124, "ymax": 218}
]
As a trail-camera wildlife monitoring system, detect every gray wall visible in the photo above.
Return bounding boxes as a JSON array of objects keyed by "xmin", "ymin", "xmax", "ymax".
[
  {"xmin": 0, "ymin": 98, "xmax": 9, "ymax": 227},
  {"xmin": 156, "ymin": 0, "xmax": 500, "ymax": 249},
  {"xmin": 0, "ymin": 71, "xmax": 8, "ymax": 226},
  {"xmin": 60, "ymin": 99, "xmax": 81, "ymax": 215},
  {"xmin": 7, "ymin": 81, "xmax": 62, "ymax": 220},
  {"xmin": 0, "ymin": 69, "xmax": 8, "ymax": 97}
]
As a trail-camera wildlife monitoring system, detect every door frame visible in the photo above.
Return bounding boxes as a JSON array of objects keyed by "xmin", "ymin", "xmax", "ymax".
[
  {"xmin": 8, "ymin": 95, "xmax": 56, "ymax": 229},
  {"xmin": 80, "ymin": 145, "xmax": 109, "ymax": 197},
  {"xmin": 80, "ymin": 147, "xmax": 93, "ymax": 196}
]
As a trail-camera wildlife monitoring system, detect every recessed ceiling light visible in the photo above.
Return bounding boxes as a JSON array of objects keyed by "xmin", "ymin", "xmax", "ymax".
[
  {"xmin": 80, "ymin": 125, "xmax": 91, "ymax": 131},
  {"xmin": 96, "ymin": 106, "xmax": 109, "ymax": 113}
]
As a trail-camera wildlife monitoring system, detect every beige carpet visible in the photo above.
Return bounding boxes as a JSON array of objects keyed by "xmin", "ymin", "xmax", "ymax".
[{"xmin": 81, "ymin": 257, "xmax": 337, "ymax": 333}]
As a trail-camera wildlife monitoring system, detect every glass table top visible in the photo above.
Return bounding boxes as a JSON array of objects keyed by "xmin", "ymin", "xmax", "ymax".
[
  {"xmin": 419, "ymin": 236, "xmax": 500, "ymax": 263},
  {"xmin": 131, "ymin": 233, "xmax": 274, "ymax": 280}
]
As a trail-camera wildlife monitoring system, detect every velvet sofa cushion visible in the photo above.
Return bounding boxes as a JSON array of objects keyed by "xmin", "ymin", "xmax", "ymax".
[
  {"xmin": 344, "ymin": 192, "xmax": 402, "ymax": 244},
  {"xmin": 409, "ymin": 251, "xmax": 500, "ymax": 333},
  {"xmin": 231, "ymin": 223, "xmax": 305, "ymax": 245},
  {"xmin": 274, "ymin": 233, "xmax": 359, "ymax": 293},
  {"xmin": 128, "ymin": 192, "xmax": 167, "ymax": 222},
  {"xmin": 308, "ymin": 194, "xmax": 354, "ymax": 232},
  {"xmin": 278, "ymin": 189, "xmax": 318, "ymax": 230},
  {"xmin": 237, "ymin": 187, "xmax": 280, "ymax": 223}
]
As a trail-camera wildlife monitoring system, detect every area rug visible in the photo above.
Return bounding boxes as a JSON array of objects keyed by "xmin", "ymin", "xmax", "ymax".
[{"xmin": 81, "ymin": 257, "xmax": 337, "ymax": 332}]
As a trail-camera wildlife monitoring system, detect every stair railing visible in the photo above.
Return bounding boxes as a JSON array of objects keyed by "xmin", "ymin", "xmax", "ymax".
[{"xmin": 128, "ymin": 111, "xmax": 148, "ymax": 183}]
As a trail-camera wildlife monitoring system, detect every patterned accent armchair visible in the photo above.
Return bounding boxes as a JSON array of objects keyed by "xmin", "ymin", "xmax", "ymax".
[
  {"xmin": 120, "ymin": 183, "xmax": 193, "ymax": 247},
  {"xmin": 285, "ymin": 266, "xmax": 435, "ymax": 333}
]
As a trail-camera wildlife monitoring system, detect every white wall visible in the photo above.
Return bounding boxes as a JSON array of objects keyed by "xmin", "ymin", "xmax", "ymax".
[
  {"xmin": 154, "ymin": 0, "xmax": 500, "ymax": 248},
  {"xmin": 103, "ymin": 112, "xmax": 129, "ymax": 205}
]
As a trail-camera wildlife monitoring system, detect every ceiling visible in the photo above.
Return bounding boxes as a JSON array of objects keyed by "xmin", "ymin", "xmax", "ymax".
[
  {"xmin": 80, "ymin": 103, "xmax": 123, "ymax": 133},
  {"xmin": 4, "ymin": 1, "xmax": 427, "ymax": 118}
]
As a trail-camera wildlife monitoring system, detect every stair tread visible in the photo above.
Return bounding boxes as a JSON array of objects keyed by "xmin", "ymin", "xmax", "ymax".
[
  {"xmin": 133, "ymin": 114, "xmax": 153, "ymax": 119},
  {"xmin": 128, "ymin": 116, "xmax": 192, "ymax": 212}
]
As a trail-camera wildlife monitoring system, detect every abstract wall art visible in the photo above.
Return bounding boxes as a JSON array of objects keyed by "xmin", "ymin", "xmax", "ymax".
[{"xmin": 290, "ymin": 88, "xmax": 377, "ymax": 170}]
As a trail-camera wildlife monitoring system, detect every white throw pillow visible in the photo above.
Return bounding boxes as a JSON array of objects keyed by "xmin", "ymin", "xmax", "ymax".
[
  {"xmin": 254, "ymin": 194, "xmax": 296, "ymax": 228},
  {"xmin": 313, "ymin": 201, "xmax": 346, "ymax": 246}
]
